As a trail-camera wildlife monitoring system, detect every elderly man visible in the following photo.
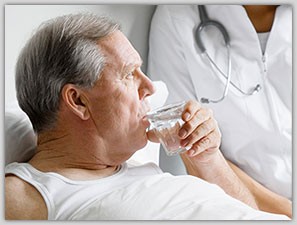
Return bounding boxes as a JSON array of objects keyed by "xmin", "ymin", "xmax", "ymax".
[{"xmin": 5, "ymin": 13, "xmax": 288, "ymax": 220}]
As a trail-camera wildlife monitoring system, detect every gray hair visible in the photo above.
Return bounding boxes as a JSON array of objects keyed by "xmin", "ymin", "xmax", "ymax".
[{"xmin": 15, "ymin": 13, "xmax": 120, "ymax": 133}]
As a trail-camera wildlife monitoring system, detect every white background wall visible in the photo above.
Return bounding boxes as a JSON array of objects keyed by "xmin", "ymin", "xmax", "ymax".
[{"xmin": 5, "ymin": 5, "xmax": 156, "ymax": 104}]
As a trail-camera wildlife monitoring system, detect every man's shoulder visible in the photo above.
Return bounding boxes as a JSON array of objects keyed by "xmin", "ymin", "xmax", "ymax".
[{"xmin": 5, "ymin": 174, "xmax": 47, "ymax": 220}]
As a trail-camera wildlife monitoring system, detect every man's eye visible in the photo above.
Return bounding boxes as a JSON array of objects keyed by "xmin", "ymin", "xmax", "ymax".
[{"xmin": 126, "ymin": 72, "xmax": 134, "ymax": 79}]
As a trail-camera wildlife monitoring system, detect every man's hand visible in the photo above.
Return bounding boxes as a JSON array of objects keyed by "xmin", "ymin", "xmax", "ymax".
[
  {"xmin": 147, "ymin": 99, "xmax": 221, "ymax": 161},
  {"xmin": 178, "ymin": 100, "xmax": 221, "ymax": 160}
]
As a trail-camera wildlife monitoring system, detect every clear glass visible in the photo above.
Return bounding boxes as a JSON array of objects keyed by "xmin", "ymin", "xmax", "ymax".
[{"xmin": 146, "ymin": 101, "xmax": 187, "ymax": 156}]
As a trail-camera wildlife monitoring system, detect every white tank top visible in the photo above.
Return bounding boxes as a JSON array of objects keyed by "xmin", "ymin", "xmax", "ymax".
[{"xmin": 5, "ymin": 162, "xmax": 289, "ymax": 220}]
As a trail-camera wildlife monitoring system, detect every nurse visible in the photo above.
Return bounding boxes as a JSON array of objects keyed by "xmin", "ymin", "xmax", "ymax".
[{"xmin": 148, "ymin": 5, "xmax": 292, "ymax": 217}]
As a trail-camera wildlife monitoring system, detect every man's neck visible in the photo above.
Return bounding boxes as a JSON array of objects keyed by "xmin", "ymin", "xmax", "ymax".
[
  {"xmin": 243, "ymin": 5, "xmax": 278, "ymax": 33},
  {"xmin": 29, "ymin": 130, "xmax": 119, "ymax": 181}
]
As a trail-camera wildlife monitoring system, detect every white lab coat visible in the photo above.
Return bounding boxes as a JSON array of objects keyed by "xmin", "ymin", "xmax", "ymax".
[{"xmin": 148, "ymin": 5, "xmax": 292, "ymax": 199}]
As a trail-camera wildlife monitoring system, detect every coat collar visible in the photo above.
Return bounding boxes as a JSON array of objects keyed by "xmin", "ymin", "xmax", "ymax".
[{"xmin": 205, "ymin": 5, "xmax": 292, "ymax": 57}]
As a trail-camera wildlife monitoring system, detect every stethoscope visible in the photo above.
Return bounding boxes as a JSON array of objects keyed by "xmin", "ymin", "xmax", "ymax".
[{"xmin": 196, "ymin": 5, "xmax": 261, "ymax": 104}]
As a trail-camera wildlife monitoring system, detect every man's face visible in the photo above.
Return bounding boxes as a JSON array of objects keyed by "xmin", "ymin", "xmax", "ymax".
[{"xmin": 85, "ymin": 31, "xmax": 155, "ymax": 164}]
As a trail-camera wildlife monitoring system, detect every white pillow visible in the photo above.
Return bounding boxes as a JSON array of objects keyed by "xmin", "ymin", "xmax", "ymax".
[
  {"xmin": 5, "ymin": 81, "xmax": 168, "ymax": 166},
  {"xmin": 5, "ymin": 103, "xmax": 37, "ymax": 165}
]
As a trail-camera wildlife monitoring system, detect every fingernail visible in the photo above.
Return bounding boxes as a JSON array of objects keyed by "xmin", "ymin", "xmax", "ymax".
[
  {"xmin": 179, "ymin": 128, "xmax": 187, "ymax": 138},
  {"xmin": 185, "ymin": 145, "xmax": 192, "ymax": 151},
  {"xmin": 180, "ymin": 139, "xmax": 189, "ymax": 147},
  {"xmin": 188, "ymin": 150, "xmax": 195, "ymax": 156},
  {"xmin": 184, "ymin": 112, "xmax": 191, "ymax": 121}
]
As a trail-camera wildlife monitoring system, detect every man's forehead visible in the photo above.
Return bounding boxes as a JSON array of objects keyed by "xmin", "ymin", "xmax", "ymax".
[
  {"xmin": 97, "ymin": 31, "xmax": 142, "ymax": 68},
  {"xmin": 98, "ymin": 32, "xmax": 138, "ymax": 62}
]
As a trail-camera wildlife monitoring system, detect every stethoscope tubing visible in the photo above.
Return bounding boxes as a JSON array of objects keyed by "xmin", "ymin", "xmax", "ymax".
[{"xmin": 196, "ymin": 5, "xmax": 261, "ymax": 104}]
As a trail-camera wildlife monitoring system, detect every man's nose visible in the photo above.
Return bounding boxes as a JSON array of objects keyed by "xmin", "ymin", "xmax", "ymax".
[{"xmin": 138, "ymin": 71, "xmax": 156, "ymax": 100}]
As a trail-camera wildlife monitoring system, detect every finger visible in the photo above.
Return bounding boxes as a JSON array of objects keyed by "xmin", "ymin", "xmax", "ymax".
[
  {"xmin": 181, "ymin": 100, "xmax": 201, "ymax": 122},
  {"xmin": 180, "ymin": 117, "xmax": 216, "ymax": 147},
  {"xmin": 186, "ymin": 128, "xmax": 221, "ymax": 157},
  {"xmin": 146, "ymin": 129, "xmax": 159, "ymax": 143},
  {"xmin": 179, "ymin": 107, "xmax": 213, "ymax": 139}
]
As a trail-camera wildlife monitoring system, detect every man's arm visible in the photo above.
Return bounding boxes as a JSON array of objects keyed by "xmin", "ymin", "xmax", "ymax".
[
  {"xmin": 228, "ymin": 160, "xmax": 292, "ymax": 218},
  {"xmin": 148, "ymin": 101, "xmax": 258, "ymax": 209},
  {"xmin": 181, "ymin": 150, "xmax": 292, "ymax": 217},
  {"xmin": 5, "ymin": 175, "xmax": 48, "ymax": 220},
  {"xmin": 181, "ymin": 150, "xmax": 258, "ymax": 209}
]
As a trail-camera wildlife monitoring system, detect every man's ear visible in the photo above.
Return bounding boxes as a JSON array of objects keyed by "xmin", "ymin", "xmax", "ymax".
[{"xmin": 61, "ymin": 84, "xmax": 90, "ymax": 120}]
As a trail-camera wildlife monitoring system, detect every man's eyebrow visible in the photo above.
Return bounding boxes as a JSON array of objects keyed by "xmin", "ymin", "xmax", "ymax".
[
  {"xmin": 125, "ymin": 58, "xmax": 143, "ymax": 71},
  {"xmin": 132, "ymin": 58, "xmax": 143, "ymax": 67}
]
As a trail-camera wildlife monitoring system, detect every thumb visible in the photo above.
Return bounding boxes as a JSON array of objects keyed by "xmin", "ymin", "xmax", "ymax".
[{"xmin": 147, "ymin": 129, "xmax": 159, "ymax": 143}]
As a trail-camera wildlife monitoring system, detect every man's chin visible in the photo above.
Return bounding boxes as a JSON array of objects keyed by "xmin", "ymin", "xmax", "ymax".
[{"xmin": 136, "ymin": 138, "xmax": 149, "ymax": 151}]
